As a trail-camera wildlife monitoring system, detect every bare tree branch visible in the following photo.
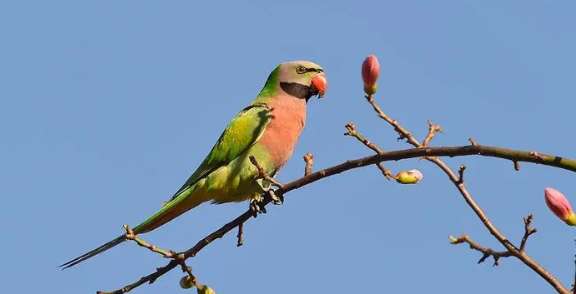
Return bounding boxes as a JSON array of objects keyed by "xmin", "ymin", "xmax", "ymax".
[
  {"xmin": 95, "ymin": 94, "xmax": 576, "ymax": 293},
  {"xmin": 98, "ymin": 139, "xmax": 576, "ymax": 293},
  {"xmin": 345, "ymin": 122, "xmax": 394, "ymax": 179},
  {"xmin": 450, "ymin": 214, "xmax": 538, "ymax": 266},
  {"xmin": 450, "ymin": 235, "xmax": 513, "ymax": 266},
  {"xmin": 364, "ymin": 93, "xmax": 571, "ymax": 294},
  {"xmin": 345, "ymin": 122, "xmax": 384, "ymax": 154}
]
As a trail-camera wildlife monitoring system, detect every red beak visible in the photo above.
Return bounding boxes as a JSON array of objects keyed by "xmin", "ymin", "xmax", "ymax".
[{"xmin": 311, "ymin": 74, "xmax": 327, "ymax": 98}]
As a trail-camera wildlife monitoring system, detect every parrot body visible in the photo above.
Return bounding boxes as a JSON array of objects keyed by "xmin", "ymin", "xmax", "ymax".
[
  {"xmin": 135, "ymin": 94, "xmax": 307, "ymax": 233},
  {"xmin": 61, "ymin": 60, "xmax": 326, "ymax": 269}
]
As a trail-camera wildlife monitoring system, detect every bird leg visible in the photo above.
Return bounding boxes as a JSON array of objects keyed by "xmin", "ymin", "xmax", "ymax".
[
  {"xmin": 268, "ymin": 189, "xmax": 284, "ymax": 205},
  {"xmin": 249, "ymin": 193, "xmax": 266, "ymax": 216},
  {"xmin": 256, "ymin": 178, "xmax": 284, "ymax": 205}
]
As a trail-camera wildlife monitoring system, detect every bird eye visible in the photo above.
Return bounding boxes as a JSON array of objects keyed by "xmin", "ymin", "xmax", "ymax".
[{"xmin": 296, "ymin": 65, "xmax": 307, "ymax": 74}]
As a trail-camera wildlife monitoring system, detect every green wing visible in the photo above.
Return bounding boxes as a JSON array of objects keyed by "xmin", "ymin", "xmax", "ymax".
[{"xmin": 167, "ymin": 103, "xmax": 272, "ymax": 202}]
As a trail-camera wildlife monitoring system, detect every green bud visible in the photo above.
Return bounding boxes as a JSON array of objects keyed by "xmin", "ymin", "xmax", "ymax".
[
  {"xmin": 180, "ymin": 276, "xmax": 195, "ymax": 289},
  {"xmin": 197, "ymin": 285, "xmax": 216, "ymax": 294},
  {"xmin": 364, "ymin": 83, "xmax": 378, "ymax": 95},
  {"xmin": 395, "ymin": 169, "xmax": 424, "ymax": 184},
  {"xmin": 566, "ymin": 212, "xmax": 576, "ymax": 226}
]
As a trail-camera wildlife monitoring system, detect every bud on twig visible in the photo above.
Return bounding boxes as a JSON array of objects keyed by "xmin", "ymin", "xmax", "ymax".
[
  {"xmin": 180, "ymin": 276, "xmax": 195, "ymax": 289},
  {"xmin": 395, "ymin": 169, "xmax": 424, "ymax": 184},
  {"xmin": 362, "ymin": 55, "xmax": 380, "ymax": 95},
  {"xmin": 544, "ymin": 187, "xmax": 576, "ymax": 226},
  {"xmin": 197, "ymin": 285, "xmax": 216, "ymax": 294}
]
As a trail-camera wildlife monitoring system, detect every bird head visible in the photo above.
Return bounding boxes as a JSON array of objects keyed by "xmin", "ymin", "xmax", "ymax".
[{"xmin": 258, "ymin": 60, "xmax": 327, "ymax": 101}]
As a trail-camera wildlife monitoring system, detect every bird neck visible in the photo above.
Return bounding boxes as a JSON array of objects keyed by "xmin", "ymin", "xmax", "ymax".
[{"xmin": 254, "ymin": 66, "xmax": 280, "ymax": 104}]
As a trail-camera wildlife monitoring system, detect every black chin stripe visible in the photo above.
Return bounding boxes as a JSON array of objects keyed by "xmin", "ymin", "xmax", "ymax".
[{"xmin": 280, "ymin": 82, "xmax": 316, "ymax": 101}]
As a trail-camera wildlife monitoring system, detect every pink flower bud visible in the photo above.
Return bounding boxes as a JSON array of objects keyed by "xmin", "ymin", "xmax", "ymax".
[
  {"xmin": 544, "ymin": 187, "xmax": 576, "ymax": 226},
  {"xmin": 362, "ymin": 55, "xmax": 380, "ymax": 95}
]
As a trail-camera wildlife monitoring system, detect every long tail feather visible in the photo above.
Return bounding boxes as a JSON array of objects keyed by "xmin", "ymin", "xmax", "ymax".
[
  {"xmin": 61, "ymin": 186, "xmax": 205, "ymax": 269},
  {"xmin": 132, "ymin": 185, "xmax": 207, "ymax": 234},
  {"xmin": 60, "ymin": 235, "xmax": 126, "ymax": 269}
]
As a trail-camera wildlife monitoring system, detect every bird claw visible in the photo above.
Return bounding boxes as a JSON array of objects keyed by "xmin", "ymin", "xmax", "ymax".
[
  {"xmin": 250, "ymin": 196, "xmax": 266, "ymax": 217},
  {"xmin": 268, "ymin": 190, "xmax": 284, "ymax": 205},
  {"xmin": 256, "ymin": 178, "xmax": 283, "ymax": 205}
]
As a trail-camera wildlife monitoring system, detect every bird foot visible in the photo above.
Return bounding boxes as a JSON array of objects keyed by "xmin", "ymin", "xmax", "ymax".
[
  {"xmin": 255, "ymin": 178, "xmax": 283, "ymax": 205},
  {"xmin": 250, "ymin": 195, "xmax": 266, "ymax": 217},
  {"xmin": 267, "ymin": 189, "xmax": 284, "ymax": 205}
]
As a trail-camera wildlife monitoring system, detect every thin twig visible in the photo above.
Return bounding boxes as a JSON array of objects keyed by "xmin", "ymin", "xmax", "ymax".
[
  {"xmin": 364, "ymin": 94, "xmax": 570, "ymax": 294},
  {"xmin": 450, "ymin": 235, "xmax": 513, "ymax": 266},
  {"xmin": 519, "ymin": 214, "xmax": 537, "ymax": 252},
  {"xmin": 345, "ymin": 122, "xmax": 384, "ymax": 154},
  {"xmin": 345, "ymin": 122, "xmax": 394, "ymax": 179},
  {"xmin": 457, "ymin": 165, "xmax": 466, "ymax": 184},
  {"xmin": 303, "ymin": 153, "xmax": 314, "ymax": 176},
  {"xmin": 365, "ymin": 94, "xmax": 420, "ymax": 144},
  {"xmin": 375, "ymin": 163, "xmax": 394, "ymax": 179},
  {"xmin": 450, "ymin": 214, "xmax": 538, "ymax": 266},
  {"xmin": 236, "ymin": 222, "xmax": 244, "ymax": 247},
  {"xmin": 422, "ymin": 120, "xmax": 443, "ymax": 147},
  {"xmin": 123, "ymin": 225, "xmax": 175, "ymax": 258},
  {"xmin": 179, "ymin": 262, "xmax": 197, "ymax": 287}
]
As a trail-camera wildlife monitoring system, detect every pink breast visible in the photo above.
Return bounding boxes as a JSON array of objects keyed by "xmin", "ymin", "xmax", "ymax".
[{"xmin": 259, "ymin": 95, "xmax": 307, "ymax": 168}]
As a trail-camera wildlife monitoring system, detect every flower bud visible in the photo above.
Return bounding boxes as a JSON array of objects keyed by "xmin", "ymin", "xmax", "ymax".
[
  {"xmin": 544, "ymin": 187, "xmax": 576, "ymax": 226},
  {"xmin": 362, "ymin": 55, "xmax": 380, "ymax": 95},
  {"xmin": 395, "ymin": 169, "xmax": 423, "ymax": 184},
  {"xmin": 180, "ymin": 276, "xmax": 195, "ymax": 289},
  {"xmin": 197, "ymin": 285, "xmax": 216, "ymax": 294}
]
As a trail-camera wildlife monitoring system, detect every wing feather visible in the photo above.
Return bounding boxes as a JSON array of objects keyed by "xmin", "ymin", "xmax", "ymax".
[{"xmin": 166, "ymin": 103, "xmax": 272, "ymax": 203}]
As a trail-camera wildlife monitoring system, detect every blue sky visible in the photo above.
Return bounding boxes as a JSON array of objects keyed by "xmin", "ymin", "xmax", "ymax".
[{"xmin": 2, "ymin": 1, "xmax": 576, "ymax": 293}]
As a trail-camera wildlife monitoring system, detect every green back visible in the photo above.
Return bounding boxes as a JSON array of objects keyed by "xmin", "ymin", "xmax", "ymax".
[{"xmin": 168, "ymin": 103, "xmax": 272, "ymax": 201}]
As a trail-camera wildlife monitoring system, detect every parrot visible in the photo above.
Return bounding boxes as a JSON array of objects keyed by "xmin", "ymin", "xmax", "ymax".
[{"xmin": 60, "ymin": 60, "xmax": 327, "ymax": 269}]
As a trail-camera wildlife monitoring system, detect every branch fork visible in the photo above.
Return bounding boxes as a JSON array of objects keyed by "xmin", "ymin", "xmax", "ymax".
[
  {"xmin": 344, "ymin": 122, "xmax": 394, "ymax": 180},
  {"xmin": 363, "ymin": 93, "xmax": 570, "ymax": 293},
  {"xmin": 450, "ymin": 214, "xmax": 538, "ymax": 266}
]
